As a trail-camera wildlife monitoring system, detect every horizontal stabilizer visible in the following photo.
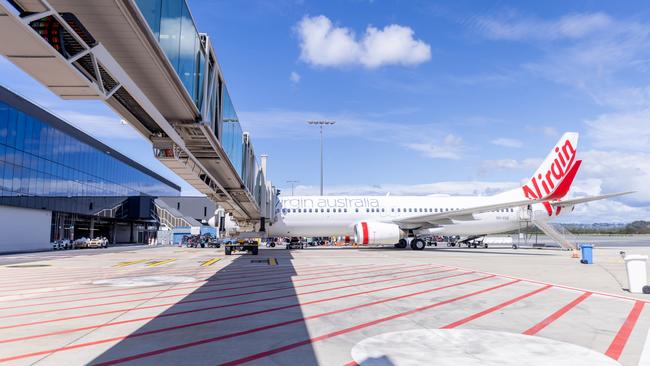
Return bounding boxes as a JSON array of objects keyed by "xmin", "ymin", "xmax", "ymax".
[{"xmin": 551, "ymin": 191, "xmax": 634, "ymax": 208}]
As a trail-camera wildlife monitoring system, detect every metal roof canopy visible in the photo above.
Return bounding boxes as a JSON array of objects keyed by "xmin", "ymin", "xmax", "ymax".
[{"xmin": 0, "ymin": 0, "xmax": 268, "ymax": 226}]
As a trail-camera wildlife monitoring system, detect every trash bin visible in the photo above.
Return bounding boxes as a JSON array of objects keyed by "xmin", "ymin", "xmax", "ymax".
[
  {"xmin": 580, "ymin": 244, "xmax": 593, "ymax": 264},
  {"xmin": 624, "ymin": 254, "xmax": 649, "ymax": 294}
]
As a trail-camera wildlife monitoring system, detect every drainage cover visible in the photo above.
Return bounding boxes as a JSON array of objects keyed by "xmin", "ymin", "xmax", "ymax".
[{"xmin": 351, "ymin": 329, "xmax": 621, "ymax": 366}]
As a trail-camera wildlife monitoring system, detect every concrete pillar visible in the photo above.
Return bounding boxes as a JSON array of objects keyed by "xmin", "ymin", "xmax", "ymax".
[
  {"xmin": 89, "ymin": 218, "xmax": 95, "ymax": 239},
  {"xmin": 130, "ymin": 222, "xmax": 134, "ymax": 243}
]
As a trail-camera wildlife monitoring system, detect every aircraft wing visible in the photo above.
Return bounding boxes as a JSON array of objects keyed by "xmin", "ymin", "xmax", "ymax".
[
  {"xmin": 550, "ymin": 192, "xmax": 634, "ymax": 208},
  {"xmin": 394, "ymin": 198, "xmax": 544, "ymax": 226}
]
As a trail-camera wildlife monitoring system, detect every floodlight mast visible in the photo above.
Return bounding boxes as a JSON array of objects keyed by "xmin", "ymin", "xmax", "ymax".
[{"xmin": 307, "ymin": 120, "xmax": 335, "ymax": 196}]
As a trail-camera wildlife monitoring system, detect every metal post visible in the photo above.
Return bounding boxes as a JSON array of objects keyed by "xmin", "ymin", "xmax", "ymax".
[
  {"xmin": 286, "ymin": 180, "xmax": 299, "ymax": 196},
  {"xmin": 307, "ymin": 120, "xmax": 335, "ymax": 196},
  {"xmin": 320, "ymin": 125, "xmax": 323, "ymax": 196}
]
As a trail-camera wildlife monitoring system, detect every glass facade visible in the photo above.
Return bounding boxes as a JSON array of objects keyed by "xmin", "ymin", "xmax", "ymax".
[
  {"xmin": 221, "ymin": 86, "xmax": 244, "ymax": 178},
  {"xmin": 0, "ymin": 92, "xmax": 179, "ymax": 207},
  {"xmin": 136, "ymin": 0, "xmax": 205, "ymax": 108}
]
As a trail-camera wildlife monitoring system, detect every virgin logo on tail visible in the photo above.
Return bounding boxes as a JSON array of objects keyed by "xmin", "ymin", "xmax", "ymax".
[{"xmin": 522, "ymin": 139, "xmax": 577, "ymax": 201}]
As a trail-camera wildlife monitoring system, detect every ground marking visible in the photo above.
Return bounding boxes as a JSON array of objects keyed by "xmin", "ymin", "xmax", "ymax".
[
  {"xmin": 605, "ymin": 300, "xmax": 645, "ymax": 360},
  {"xmin": 146, "ymin": 259, "xmax": 176, "ymax": 267},
  {"xmin": 200, "ymin": 258, "xmax": 221, "ymax": 267},
  {"xmin": 113, "ymin": 260, "xmax": 147, "ymax": 267}
]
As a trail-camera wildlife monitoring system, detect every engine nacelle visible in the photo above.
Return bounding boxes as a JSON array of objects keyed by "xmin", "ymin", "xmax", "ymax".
[{"xmin": 354, "ymin": 222, "xmax": 402, "ymax": 245}]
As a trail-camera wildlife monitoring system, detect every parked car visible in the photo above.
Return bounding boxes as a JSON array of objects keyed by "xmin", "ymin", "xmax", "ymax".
[
  {"xmin": 74, "ymin": 237, "xmax": 89, "ymax": 249},
  {"xmin": 52, "ymin": 239, "xmax": 71, "ymax": 250},
  {"xmin": 87, "ymin": 237, "xmax": 108, "ymax": 248}
]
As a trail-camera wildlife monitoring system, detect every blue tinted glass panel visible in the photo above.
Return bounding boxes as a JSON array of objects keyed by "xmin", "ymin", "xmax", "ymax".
[
  {"xmin": 135, "ymin": 0, "xmax": 161, "ymax": 38},
  {"xmin": 178, "ymin": 1, "xmax": 197, "ymax": 102},
  {"xmin": 159, "ymin": 0, "xmax": 182, "ymax": 71}
]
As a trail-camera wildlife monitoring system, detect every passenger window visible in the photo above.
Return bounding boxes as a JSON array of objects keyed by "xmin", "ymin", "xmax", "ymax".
[
  {"xmin": 344, "ymin": 208, "xmax": 348, "ymax": 213},
  {"xmin": 391, "ymin": 208, "xmax": 394, "ymax": 212},
  {"xmin": 355, "ymin": 208, "xmax": 359, "ymax": 213},
  {"xmin": 338, "ymin": 208, "xmax": 342, "ymax": 213},
  {"xmin": 382, "ymin": 208, "xmax": 385, "ymax": 212},
  {"xmin": 326, "ymin": 208, "xmax": 330, "ymax": 213}
]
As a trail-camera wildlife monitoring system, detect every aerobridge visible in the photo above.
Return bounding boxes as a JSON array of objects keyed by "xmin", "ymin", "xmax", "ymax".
[{"xmin": 0, "ymin": 0, "xmax": 276, "ymax": 229}]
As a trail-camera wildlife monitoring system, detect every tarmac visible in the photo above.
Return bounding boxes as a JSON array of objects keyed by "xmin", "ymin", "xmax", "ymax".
[{"xmin": 0, "ymin": 242, "xmax": 649, "ymax": 365}]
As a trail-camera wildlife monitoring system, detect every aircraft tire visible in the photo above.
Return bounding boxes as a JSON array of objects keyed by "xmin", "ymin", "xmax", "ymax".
[
  {"xmin": 411, "ymin": 239, "xmax": 426, "ymax": 250},
  {"xmin": 397, "ymin": 239, "xmax": 408, "ymax": 249}
]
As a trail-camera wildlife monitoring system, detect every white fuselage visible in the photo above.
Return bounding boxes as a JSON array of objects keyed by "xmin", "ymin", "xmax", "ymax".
[{"xmin": 267, "ymin": 195, "xmax": 564, "ymax": 238}]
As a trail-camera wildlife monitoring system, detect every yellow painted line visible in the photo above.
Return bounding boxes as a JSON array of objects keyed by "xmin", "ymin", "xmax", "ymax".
[
  {"xmin": 114, "ymin": 259, "xmax": 147, "ymax": 267},
  {"xmin": 146, "ymin": 259, "xmax": 176, "ymax": 267},
  {"xmin": 268, "ymin": 258, "xmax": 278, "ymax": 266},
  {"xmin": 201, "ymin": 258, "xmax": 221, "ymax": 267}
]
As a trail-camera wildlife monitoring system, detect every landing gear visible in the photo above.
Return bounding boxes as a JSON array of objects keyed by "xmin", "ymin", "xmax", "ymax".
[
  {"xmin": 395, "ymin": 239, "xmax": 408, "ymax": 249},
  {"xmin": 410, "ymin": 238, "xmax": 426, "ymax": 250}
]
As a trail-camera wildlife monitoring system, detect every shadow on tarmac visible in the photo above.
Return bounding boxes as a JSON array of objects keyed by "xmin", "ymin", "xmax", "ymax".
[{"xmin": 89, "ymin": 249, "xmax": 320, "ymax": 365}]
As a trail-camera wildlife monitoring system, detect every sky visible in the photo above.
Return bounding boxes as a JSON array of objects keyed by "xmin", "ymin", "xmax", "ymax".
[{"xmin": 2, "ymin": 0, "xmax": 650, "ymax": 223}]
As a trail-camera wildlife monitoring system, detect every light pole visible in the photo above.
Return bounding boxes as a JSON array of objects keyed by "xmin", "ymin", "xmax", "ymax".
[
  {"xmin": 307, "ymin": 120, "xmax": 335, "ymax": 196},
  {"xmin": 286, "ymin": 180, "xmax": 299, "ymax": 196}
]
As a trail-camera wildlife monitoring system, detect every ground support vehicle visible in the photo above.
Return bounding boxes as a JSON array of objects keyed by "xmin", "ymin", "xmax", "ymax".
[
  {"xmin": 224, "ymin": 239, "xmax": 259, "ymax": 255},
  {"xmin": 286, "ymin": 237, "xmax": 304, "ymax": 250}
]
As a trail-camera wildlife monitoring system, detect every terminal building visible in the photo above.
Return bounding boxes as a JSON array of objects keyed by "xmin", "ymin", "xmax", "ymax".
[
  {"xmin": 0, "ymin": 85, "xmax": 183, "ymax": 252},
  {"xmin": 0, "ymin": 0, "xmax": 279, "ymax": 252}
]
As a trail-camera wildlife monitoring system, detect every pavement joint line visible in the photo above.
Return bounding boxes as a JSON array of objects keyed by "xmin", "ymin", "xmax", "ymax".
[
  {"xmin": 0, "ymin": 263, "xmax": 388, "ymax": 295},
  {"xmin": 440, "ymin": 284, "xmax": 553, "ymax": 329},
  {"xmin": 0, "ymin": 263, "xmax": 431, "ymax": 314},
  {"xmin": 0, "ymin": 264, "xmax": 442, "ymax": 327},
  {"xmin": 0, "ymin": 268, "xmax": 464, "ymax": 345},
  {"xmin": 1, "ymin": 273, "xmax": 494, "ymax": 364},
  {"xmin": 213, "ymin": 277, "xmax": 517, "ymax": 366},
  {"xmin": 522, "ymin": 291, "xmax": 593, "ymax": 335},
  {"xmin": 605, "ymin": 300, "xmax": 645, "ymax": 360}
]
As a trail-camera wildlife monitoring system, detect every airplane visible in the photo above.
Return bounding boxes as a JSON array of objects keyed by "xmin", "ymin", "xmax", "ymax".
[{"xmin": 266, "ymin": 132, "xmax": 632, "ymax": 250}]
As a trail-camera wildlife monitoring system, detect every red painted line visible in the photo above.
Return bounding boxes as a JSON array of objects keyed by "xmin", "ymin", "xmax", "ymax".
[
  {"xmin": 218, "ymin": 279, "xmax": 519, "ymax": 366},
  {"xmin": 0, "ymin": 264, "xmax": 438, "ymax": 329},
  {"xmin": 440, "ymin": 285, "xmax": 552, "ymax": 329},
  {"xmin": 0, "ymin": 269, "xmax": 462, "ymax": 344},
  {"xmin": 522, "ymin": 292, "xmax": 592, "ymax": 335},
  {"xmin": 0, "ymin": 263, "xmax": 408, "ymax": 310},
  {"xmin": 0, "ymin": 264, "xmax": 425, "ymax": 319},
  {"xmin": 605, "ymin": 300, "xmax": 644, "ymax": 360},
  {"xmin": 0, "ymin": 263, "xmax": 372, "ymax": 299},
  {"xmin": 343, "ymin": 362, "xmax": 359, "ymax": 366},
  {"xmin": 0, "ymin": 263, "xmax": 364, "ymax": 294},
  {"xmin": 1, "ymin": 274, "xmax": 496, "ymax": 363},
  {"xmin": 441, "ymin": 263, "xmax": 650, "ymax": 305}
]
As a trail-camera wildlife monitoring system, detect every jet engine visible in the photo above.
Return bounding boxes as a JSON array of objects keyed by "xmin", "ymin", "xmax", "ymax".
[{"xmin": 354, "ymin": 222, "xmax": 402, "ymax": 245}]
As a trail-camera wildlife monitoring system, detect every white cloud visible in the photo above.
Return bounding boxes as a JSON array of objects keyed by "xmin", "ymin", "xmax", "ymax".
[
  {"xmin": 490, "ymin": 137, "xmax": 523, "ymax": 148},
  {"xmin": 475, "ymin": 12, "xmax": 612, "ymax": 41},
  {"xmin": 289, "ymin": 71, "xmax": 301, "ymax": 84},
  {"xmin": 239, "ymin": 109, "xmax": 464, "ymax": 160},
  {"xmin": 585, "ymin": 109, "xmax": 650, "ymax": 151},
  {"xmin": 295, "ymin": 15, "xmax": 431, "ymax": 68}
]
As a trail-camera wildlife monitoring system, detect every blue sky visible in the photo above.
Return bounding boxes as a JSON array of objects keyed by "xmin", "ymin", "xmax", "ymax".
[{"xmin": 2, "ymin": 0, "xmax": 650, "ymax": 223}]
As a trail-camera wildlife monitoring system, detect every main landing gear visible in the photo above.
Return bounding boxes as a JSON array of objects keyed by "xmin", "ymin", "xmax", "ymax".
[{"xmin": 394, "ymin": 238, "xmax": 425, "ymax": 250}]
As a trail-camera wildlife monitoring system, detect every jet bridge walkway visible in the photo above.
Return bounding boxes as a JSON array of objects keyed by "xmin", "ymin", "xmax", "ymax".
[{"xmin": 0, "ymin": 0, "xmax": 276, "ymax": 229}]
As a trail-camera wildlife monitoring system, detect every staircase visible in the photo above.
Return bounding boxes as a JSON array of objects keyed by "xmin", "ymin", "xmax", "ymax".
[
  {"xmin": 533, "ymin": 220, "xmax": 576, "ymax": 250},
  {"xmin": 153, "ymin": 199, "xmax": 202, "ymax": 229}
]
